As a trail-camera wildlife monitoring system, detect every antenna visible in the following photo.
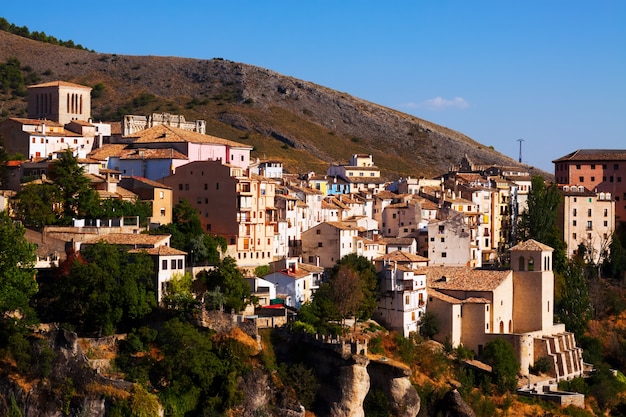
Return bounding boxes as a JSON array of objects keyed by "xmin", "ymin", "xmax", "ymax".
[{"xmin": 516, "ymin": 138, "xmax": 524, "ymax": 163}]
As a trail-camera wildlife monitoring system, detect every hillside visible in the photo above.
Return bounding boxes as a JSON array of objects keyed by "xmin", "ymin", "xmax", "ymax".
[{"xmin": 0, "ymin": 30, "xmax": 540, "ymax": 179}]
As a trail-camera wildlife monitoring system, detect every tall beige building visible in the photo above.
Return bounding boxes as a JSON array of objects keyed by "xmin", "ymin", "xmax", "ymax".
[
  {"xmin": 160, "ymin": 160, "xmax": 278, "ymax": 269},
  {"xmin": 27, "ymin": 81, "xmax": 92, "ymax": 125},
  {"xmin": 557, "ymin": 185, "xmax": 615, "ymax": 261}
]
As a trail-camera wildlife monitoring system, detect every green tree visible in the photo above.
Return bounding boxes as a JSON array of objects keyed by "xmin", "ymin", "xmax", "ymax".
[
  {"xmin": 517, "ymin": 175, "xmax": 567, "ymax": 272},
  {"xmin": 48, "ymin": 150, "xmax": 100, "ymax": 222},
  {"xmin": 603, "ymin": 232, "xmax": 626, "ymax": 283},
  {"xmin": 419, "ymin": 310, "xmax": 439, "ymax": 339},
  {"xmin": 0, "ymin": 211, "xmax": 38, "ymax": 331},
  {"xmin": 150, "ymin": 199, "xmax": 226, "ymax": 266},
  {"xmin": 52, "ymin": 242, "xmax": 156, "ymax": 335},
  {"xmin": 556, "ymin": 259, "xmax": 591, "ymax": 339},
  {"xmin": 162, "ymin": 272, "xmax": 199, "ymax": 316},
  {"xmin": 330, "ymin": 254, "xmax": 379, "ymax": 320},
  {"xmin": 14, "ymin": 182, "xmax": 61, "ymax": 228},
  {"xmin": 197, "ymin": 256, "xmax": 251, "ymax": 313},
  {"xmin": 481, "ymin": 338, "xmax": 519, "ymax": 393}
]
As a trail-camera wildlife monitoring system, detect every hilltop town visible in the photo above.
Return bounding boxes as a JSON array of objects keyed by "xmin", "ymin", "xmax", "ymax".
[{"xmin": 2, "ymin": 80, "xmax": 626, "ymax": 416}]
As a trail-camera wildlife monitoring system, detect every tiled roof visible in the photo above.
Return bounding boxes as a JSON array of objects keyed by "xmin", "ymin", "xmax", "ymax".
[
  {"xmin": 119, "ymin": 147, "xmax": 188, "ymax": 160},
  {"xmin": 123, "ymin": 176, "xmax": 171, "ymax": 189},
  {"xmin": 425, "ymin": 266, "xmax": 511, "ymax": 292},
  {"xmin": 509, "ymin": 239, "xmax": 553, "ymax": 252},
  {"xmin": 374, "ymin": 250, "xmax": 428, "ymax": 263},
  {"xmin": 88, "ymin": 144, "xmax": 129, "ymax": 160},
  {"xmin": 375, "ymin": 190, "xmax": 397, "ymax": 200},
  {"xmin": 552, "ymin": 149, "xmax": 626, "ymax": 163},
  {"xmin": 9, "ymin": 118, "xmax": 64, "ymax": 127},
  {"xmin": 82, "ymin": 233, "xmax": 170, "ymax": 246},
  {"xmin": 325, "ymin": 221, "xmax": 361, "ymax": 231},
  {"xmin": 127, "ymin": 124, "xmax": 252, "ymax": 149},
  {"xmin": 29, "ymin": 81, "xmax": 91, "ymax": 89},
  {"xmin": 429, "ymin": 289, "xmax": 490, "ymax": 304},
  {"xmin": 379, "ymin": 237, "xmax": 416, "ymax": 245}
]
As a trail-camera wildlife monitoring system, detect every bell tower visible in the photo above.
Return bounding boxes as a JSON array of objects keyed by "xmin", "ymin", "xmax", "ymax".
[{"xmin": 510, "ymin": 239, "xmax": 554, "ymax": 333}]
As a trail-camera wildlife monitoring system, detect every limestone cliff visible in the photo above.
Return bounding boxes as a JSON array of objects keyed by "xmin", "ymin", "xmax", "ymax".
[
  {"xmin": 272, "ymin": 331, "xmax": 421, "ymax": 417},
  {"xmin": 0, "ymin": 329, "xmax": 132, "ymax": 417}
]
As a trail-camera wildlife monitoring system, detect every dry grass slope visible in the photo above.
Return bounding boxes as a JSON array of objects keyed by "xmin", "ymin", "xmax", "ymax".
[{"xmin": 0, "ymin": 30, "xmax": 540, "ymax": 179}]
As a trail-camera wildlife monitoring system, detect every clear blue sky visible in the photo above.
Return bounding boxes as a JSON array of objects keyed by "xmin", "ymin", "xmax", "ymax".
[{"xmin": 3, "ymin": 1, "xmax": 624, "ymax": 172}]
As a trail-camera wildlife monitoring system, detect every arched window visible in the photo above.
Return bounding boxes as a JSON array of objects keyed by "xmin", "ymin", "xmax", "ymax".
[
  {"xmin": 528, "ymin": 256, "xmax": 535, "ymax": 271},
  {"xmin": 508, "ymin": 320, "xmax": 512, "ymax": 332},
  {"xmin": 518, "ymin": 256, "xmax": 525, "ymax": 271},
  {"xmin": 499, "ymin": 321, "xmax": 504, "ymax": 333}
]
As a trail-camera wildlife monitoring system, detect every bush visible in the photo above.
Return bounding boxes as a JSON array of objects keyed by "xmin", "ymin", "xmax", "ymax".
[
  {"xmin": 480, "ymin": 338, "xmax": 519, "ymax": 394},
  {"xmin": 529, "ymin": 356, "xmax": 553, "ymax": 375}
]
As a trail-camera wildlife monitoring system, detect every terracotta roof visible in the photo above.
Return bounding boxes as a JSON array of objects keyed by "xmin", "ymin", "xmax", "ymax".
[
  {"xmin": 122, "ymin": 176, "xmax": 171, "ymax": 189},
  {"xmin": 552, "ymin": 149, "xmax": 626, "ymax": 163},
  {"xmin": 127, "ymin": 124, "xmax": 252, "ymax": 149},
  {"xmin": 425, "ymin": 266, "xmax": 511, "ymax": 292},
  {"xmin": 324, "ymin": 221, "xmax": 362, "ymax": 231},
  {"xmin": 82, "ymin": 233, "xmax": 170, "ymax": 246},
  {"xmin": 9, "ymin": 117, "xmax": 64, "ymax": 127},
  {"xmin": 119, "ymin": 147, "xmax": 188, "ymax": 160},
  {"xmin": 509, "ymin": 239, "xmax": 553, "ymax": 252},
  {"xmin": 379, "ymin": 237, "xmax": 416, "ymax": 245},
  {"xmin": 29, "ymin": 81, "xmax": 91, "ymax": 89},
  {"xmin": 429, "ymin": 289, "xmax": 490, "ymax": 304},
  {"xmin": 374, "ymin": 250, "xmax": 428, "ymax": 263},
  {"xmin": 375, "ymin": 190, "xmax": 398, "ymax": 200},
  {"xmin": 88, "ymin": 144, "xmax": 129, "ymax": 160}
]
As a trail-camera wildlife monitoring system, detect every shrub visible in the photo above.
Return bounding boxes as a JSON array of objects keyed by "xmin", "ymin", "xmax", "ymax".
[{"xmin": 529, "ymin": 356, "xmax": 553, "ymax": 375}]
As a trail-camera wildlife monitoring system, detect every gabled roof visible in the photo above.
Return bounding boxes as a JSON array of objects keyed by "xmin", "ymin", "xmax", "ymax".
[
  {"xmin": 82, "ymin": 233, "xmax": 170, "ymax": 247},
  {"xmin": 425, "ymin": 266, "xmax": 511, "ymax": 292},
  {"xmin": 374, "ymin": 250, "xmax": 428, "ymax": 263},
  {"xmin": 552, "ymin": 149, "xmax": 626, "ymax": 163},
  {"xmin": 8, "ymin": 118, "xmax": 64, "ymax": 127},
  {"xmin": 126, "ymin": 124, "xmax": 252, "ymax": 149},
  {"xmin": 509, "ymin": 239, "xmax": 553, "ymax": 252},
  {"xmin": 88, "ymin": 144, "xmax": 129, "ymax": 160},
  {"xmin": 29, "ymin": 81, "xmax": 91, "ymax": 89}
]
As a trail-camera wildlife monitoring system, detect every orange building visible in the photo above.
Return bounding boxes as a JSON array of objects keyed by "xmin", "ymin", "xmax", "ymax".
[
  {"xmin": 160, "ymin": 160, "xmax": 278, "ymax": 269},
  {"xmin": 553, "ymin": 149, "xmax": 626, "ymax": 225}
]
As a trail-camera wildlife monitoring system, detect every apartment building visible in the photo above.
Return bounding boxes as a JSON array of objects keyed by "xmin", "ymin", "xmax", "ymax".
[
  {"xmin": 557, "ymin": 185, "xmax": 615, "ymax": 260},
  {"xmin": 160, "ymin": 160, "xmax": 278, "ymax": 269},
  {"xmin": 554, "ymin": 149, "xmax": 626, "ymax": 225}
]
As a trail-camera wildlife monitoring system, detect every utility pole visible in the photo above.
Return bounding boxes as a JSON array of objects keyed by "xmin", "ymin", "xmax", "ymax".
[{"xmin": 517, "ymin": 138, "xmax": 524, "ymax": 163}]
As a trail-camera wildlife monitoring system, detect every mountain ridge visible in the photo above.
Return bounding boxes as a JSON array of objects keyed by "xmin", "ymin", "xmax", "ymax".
[{"xmin": 0, "ymin": 29, "xmax": 541, "ymax": 179}]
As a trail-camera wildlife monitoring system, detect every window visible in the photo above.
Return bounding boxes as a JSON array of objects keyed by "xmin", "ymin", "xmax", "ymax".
[
  {"xmin": 588, "ymin": 208, "xmax": 592, "ymax": 217},
  {"xmin": 178, "ymin": 259, "xmax": 183, "ymax": 269},
  {"xmin": 576, "ymin": 164, "xmax": 581, "ymax": 169},
  {"xmin": 573, "ymin": 233, "xmax": 577, "ymax": 240},
  {"xmin": 162, "ymin": 260, "xmax": 168, "ymax": 270},
  {"xmin": 587, "ymin": 221, "xmax": 592, "ymax": 230},
  {"xmin": 591, "ymin": 164, "xmax": 596, "ymax": 169},
  {"xmin": 316, "ymin": 229, "xmax": 321, "ymax": 235},
  {"xmin": 591, "ymin": 176, "xmax": 595, "ymax": 182},
  {"xmin": 318, "ymin": 242, "xmax": 323, "ymax": 247},
  {"xmin": 160, "ymin": 208, "xmax": 166, "ymax": 216},
  {"xmin": 573, "ymin": 220, "xmax": 577, "ymax": 226},
  {"xmin": 573, "ymin": 208, "xmax": 577, "ymax": 216},
  {"xmin": 171, "ymin": 259, "xmax": 177, "ymax": 269},
  {"xmin": 604, "ymin": 208, "xmax": 608, "ymax": 217},
  {"xmin": 159, "ymin": 191, "xmax": 164, "ymax": 199},
  {"xmin": 615, "ymin": 164, "xmax": 619, "ymax": 170},
  {"xmin": 405, "ymin": 295, "xmax": 410, "ymax": 305},
  {"xmin": 579, "ymin": 176, "xmax": 584, "ymax": 182},
  {"xmin": 440, "ymin": 237, "xmax": 445, "ymax": 242},
  {"xmin": 442, "ymin": 252, "xmax": 447, "ymax": 258}
]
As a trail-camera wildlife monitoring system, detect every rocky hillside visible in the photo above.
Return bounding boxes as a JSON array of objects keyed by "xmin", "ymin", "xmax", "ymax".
[{"xmin": 0, "ymin": 30, "xmax": 540, "ymax": 179}]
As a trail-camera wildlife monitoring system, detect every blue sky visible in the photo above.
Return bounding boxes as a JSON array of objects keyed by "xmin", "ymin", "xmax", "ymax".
[{"xmin": 3, "ymin": 1, "xmax": 624, "ymax": 172}]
